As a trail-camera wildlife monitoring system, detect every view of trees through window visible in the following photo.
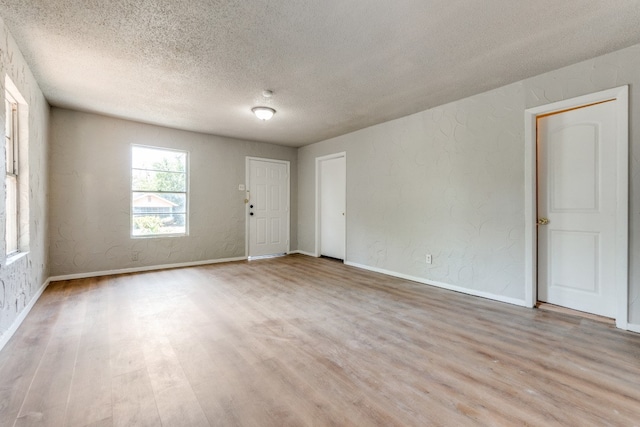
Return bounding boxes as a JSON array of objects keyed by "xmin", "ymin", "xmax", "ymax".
[{"xmin": 131, "ymin": 145, "xmax": 188, "ymax": 236}]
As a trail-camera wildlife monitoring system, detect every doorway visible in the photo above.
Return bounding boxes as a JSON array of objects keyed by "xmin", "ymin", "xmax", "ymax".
[
  {"xmin": 316, "ymin": 153, "xmax": 346, "ymax": 260},
  {"xmin": 246, "ymin": 157, "xmax": 290, "ymax": 258},
  {"xmin": 524, "ymin": 86, "xmax": 628, "ymax": 328}
]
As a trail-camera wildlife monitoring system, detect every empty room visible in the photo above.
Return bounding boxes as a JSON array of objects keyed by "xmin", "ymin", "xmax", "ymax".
[{"xmin": 1, "ymin": 1, "xmax": 640, "ymax": 425}]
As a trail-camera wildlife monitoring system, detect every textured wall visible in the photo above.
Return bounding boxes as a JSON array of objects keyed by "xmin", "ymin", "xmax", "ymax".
[
  {"xmin": 0, "ymin": 19, "xmax": 50, "ymax": 341},
  {"xmin": 49, "ymin": 109, "xmax": 297, "ymax": 276},
  {"xmin": 298, "ymin": 83, "xmax": 525, "ymax": 300},
  {"xmin": 298, "ymin": 43, "xmax": 640, "ymax": 323}
]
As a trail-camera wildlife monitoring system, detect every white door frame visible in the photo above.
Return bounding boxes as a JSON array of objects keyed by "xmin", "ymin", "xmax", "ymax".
[
  {"xmin": 524, "ymin": 86, "xmax": 628, "ymax": 329},
  {"xmin": 315, "ymin": 152, "xmax": 347, "ymax": 259},
  {"xmin": 245, "ymin": 157, "xmax": 291, "ymax": 258}
]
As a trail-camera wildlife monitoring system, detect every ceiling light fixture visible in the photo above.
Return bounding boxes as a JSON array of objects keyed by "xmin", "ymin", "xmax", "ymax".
[{"xmin": 252, "ymin": 106, "xmax": 276, "ymax": 121}]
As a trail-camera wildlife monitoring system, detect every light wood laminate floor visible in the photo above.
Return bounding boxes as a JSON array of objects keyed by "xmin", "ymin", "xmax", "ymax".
[{"xmin": 1, "ymin": 254, "xmax": 639, "ymax": 426}]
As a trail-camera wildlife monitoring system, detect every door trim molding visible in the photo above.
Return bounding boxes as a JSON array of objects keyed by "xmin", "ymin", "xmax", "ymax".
[
  {"xmin": 315, "ymin": 152, "xmax": 347, "ymax": 259},
  {"xmin": 524, "ymin": 85, "xmax": 629, "ymax": 329},
  {"xmin": 245, "ymin": 157, "xmax": 291, "ymax": 258}
]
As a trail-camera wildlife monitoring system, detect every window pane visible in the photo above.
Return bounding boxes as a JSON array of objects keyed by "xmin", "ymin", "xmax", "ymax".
[
  {"xmin": 132, "ymin": 169, "xmax": 186, "ymax": 192},
  {"xmin": 132, "ymin": 192, "xmax": 186, "ymax": 213},
  {"xmin": 132, "ymin": 146, "xmax": 186, "ymax": 172},
  {"xmin": 5, "ymin": 101, "xmax": 14, "ymax": 173},
  {"xmin": 132, "ymin": 214, "xmax": 186, "ymax": 236},
  {"xmin": 5, "ymin": 175, "xmax": 17, "ymax": 253}
]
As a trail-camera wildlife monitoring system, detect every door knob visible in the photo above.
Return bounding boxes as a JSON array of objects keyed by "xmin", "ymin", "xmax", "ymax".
[
  {"xmin": 250, "ymin": 205, "xmax": 254, "ymax": 208},
  {"xmin": 250, "ymin": 212, "xmax": 254, "ymax": 216},
  {"xmin": 537, "ymin": 218, "xmax": 550, "ymax": 225}
]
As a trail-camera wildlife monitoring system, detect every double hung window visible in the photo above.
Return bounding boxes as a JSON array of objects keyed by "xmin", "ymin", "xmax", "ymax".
[{"xmin": 131, "ymin": 145, "xmax": 188, "ymax": 237}]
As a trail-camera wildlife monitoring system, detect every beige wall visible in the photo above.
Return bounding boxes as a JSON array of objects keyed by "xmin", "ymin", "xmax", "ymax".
[
  {"xmin": 0, "ymin": 19, "xmax": 50, "ymax": 343},
  {"xmin": 298, "ymin": 43, "xmax": 640, "ymax": 325},
  {"xmin": 49, "ymin": 109, "xmax": 297, "ymax": 276}
]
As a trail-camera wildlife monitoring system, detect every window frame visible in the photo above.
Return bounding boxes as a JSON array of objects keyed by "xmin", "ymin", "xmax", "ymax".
[
  {"xmin": 130, "ymin": 144, "xmax": 189, "ymax": 238},
  {"xmin": 4, "ymin": 76, "xmax": 29, "ymax": 262},
  {"xmin": 5, "ymin": 93, "xmax": 19, "ymax": 255}
]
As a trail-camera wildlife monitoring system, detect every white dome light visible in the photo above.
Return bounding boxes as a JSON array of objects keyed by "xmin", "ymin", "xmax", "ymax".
[{"xmin": 252, "ymin": 106, "xmax": 276, "ymax": 121}]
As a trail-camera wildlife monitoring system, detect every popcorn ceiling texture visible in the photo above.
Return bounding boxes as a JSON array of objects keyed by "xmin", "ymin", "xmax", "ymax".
[
  {"xmin": 298, "ymin": 43, "xmax": 640, "ymax": 324},
  {"xmin": 0, "ymin": 1, "xmax": 639, "ymax": 146},
  {"xmin": 0, "ymin": 18, "xmax": 49, "ymax": 343},
  {"xmin": 48, "ymin": 109, "xmax": 297, "ymax": 277}
]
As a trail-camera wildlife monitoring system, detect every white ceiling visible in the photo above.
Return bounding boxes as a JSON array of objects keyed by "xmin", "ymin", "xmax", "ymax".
[{"xmin": 1, "ymin": 1, "xmax": 640, "ymax": 147}]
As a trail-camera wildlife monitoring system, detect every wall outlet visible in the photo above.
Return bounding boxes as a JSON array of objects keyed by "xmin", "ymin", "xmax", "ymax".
[
  {"xmin": 131, "ymin": 252, "xmax": 139, "ymax": 262},
  {"xmin": 425, "ymin": 254, "xmax": 432, "ymax": 264}
]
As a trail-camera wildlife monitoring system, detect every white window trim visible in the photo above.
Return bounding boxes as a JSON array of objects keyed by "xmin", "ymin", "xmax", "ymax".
[{"xmin": 130, "ymin": 144, "xmax": 189, "ymax": 238}]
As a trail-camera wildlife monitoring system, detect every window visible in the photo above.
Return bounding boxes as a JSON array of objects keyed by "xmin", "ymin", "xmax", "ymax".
[
  {"xmin": 4, "ymin": 76, "xmax": 29, "ymax": 259},
  {"xmin": 5, "ymin": 94, "xmax": 18, "ymax": 254},
  {"xmin": 131, "ymin": 145, "xmax": 188, "ymax": 237}
]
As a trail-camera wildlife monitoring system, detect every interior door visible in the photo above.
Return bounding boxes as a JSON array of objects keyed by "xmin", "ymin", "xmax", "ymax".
[
  {"xmin": 537, "ymin": 100, "xmax": 617, "ymax": 317},
  {"xmin": 319, "ymin": 156, "xmax": 346, "ymax": 260},
  {"xmin": 248, "ymin": 158, "xmax": 289, "ymax": 258}
]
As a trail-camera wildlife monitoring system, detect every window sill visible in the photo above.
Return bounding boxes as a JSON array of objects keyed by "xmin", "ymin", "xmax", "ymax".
[
  {"xmin": 131, "ymin": 233, "xmax": 188, "ymax": 239},
  {"xmin": 6, "ymin": 251, "xmax": 28, "ymax": 266}
]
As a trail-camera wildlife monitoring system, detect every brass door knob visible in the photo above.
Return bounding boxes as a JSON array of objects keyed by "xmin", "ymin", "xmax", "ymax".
[{"xmin": 537, "ymin": 218, "xmax": 550, "ymax": 225}]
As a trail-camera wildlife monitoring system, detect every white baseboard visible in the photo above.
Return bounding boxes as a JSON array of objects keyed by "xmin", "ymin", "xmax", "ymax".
[
  {"xmin": 288, "ymin": 250, "xmax": 317, "ymax": 257},
  {"xmin": 627, "ymin": 323, "xmax": 640, "ymax": 334},
  {"xmin": 344, "ymin": 261, "xmax": 528, "ymax": 307},
  {"xmin": 49, "ymin": 256, "xmax": 247, "ymax": 282},
  {"xmin": 0, "ymin": 278, "xmax": 51, "ymax": 352}
]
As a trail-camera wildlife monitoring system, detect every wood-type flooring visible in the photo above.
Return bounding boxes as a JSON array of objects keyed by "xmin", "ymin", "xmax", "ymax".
[{"xmin": 1, "ymin": 254, "xmax": 639, "ymax": 426}]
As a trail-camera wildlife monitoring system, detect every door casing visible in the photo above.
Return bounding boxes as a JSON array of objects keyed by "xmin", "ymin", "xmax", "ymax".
[
  {"xmin": 315, "ymin": 152, "xmax": 347, "ymax": 259},
  {"xmin": 524, "ymin": 86, "xmax": 628, "ymax": 329}
]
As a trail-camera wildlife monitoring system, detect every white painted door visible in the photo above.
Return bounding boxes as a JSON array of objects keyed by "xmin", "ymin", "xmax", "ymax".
[
  {"xmin": 319, "ymin": 156, "xmax": 346, "ymax": 259},
  {"xmin": 537, "ymin": 100, "xmax": 618, "ymax": 317},
  {"xmin": 248, "ymin": 159, "xmax": 289, "ymax": 258}
]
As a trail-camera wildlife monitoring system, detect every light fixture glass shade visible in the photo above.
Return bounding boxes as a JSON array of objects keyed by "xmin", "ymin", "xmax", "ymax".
[{"xmin": 252, "ymin": 106, "xmax": 276, "ymax": 120}]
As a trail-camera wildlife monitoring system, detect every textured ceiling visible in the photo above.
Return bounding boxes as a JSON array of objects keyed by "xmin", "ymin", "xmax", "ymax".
[{"xmin": 0, "ymin": 1, "xmax": 640, "ymax": 147}]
